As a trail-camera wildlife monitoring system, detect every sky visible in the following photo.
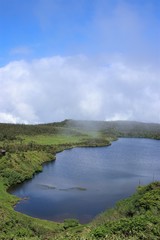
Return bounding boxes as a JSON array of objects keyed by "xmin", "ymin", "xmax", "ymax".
[{"xmin": 0, "ymin": 0, "xmax": 160, "ymax": 124}]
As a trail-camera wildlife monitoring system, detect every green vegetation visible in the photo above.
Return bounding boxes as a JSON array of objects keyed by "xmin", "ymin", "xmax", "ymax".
[
  {"xmin": 87, "ymin": 181, "xmax": 160, "ymax": 239},
  {"xmin": 0, "ymin": 119, "xmax": 160, "ymax": 239}
]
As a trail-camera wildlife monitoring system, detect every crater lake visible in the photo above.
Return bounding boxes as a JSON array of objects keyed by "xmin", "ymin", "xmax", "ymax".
[{"xmin": 10, "ymin": 138, "xmax": 160, "ymax": 223}]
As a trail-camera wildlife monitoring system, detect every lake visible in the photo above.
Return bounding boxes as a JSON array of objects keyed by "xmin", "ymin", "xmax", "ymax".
[{"xmin": 10, "ymin": 138, "xmax": 160, "ymax": 223}]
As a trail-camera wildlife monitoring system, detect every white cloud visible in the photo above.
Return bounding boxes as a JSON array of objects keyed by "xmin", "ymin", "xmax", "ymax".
[
  {"xmin": 0, "ymin": 55, "xmax": 160, "ymax": 124},
  {"xmin": 80, "ymin": 91, "xmax": 102, "ymax": 117},
  {"xmin": 106, "ymin": 112, "xmax": 132, "ymax": 121},
  {"xmin": 0, "ymin": 112, "xmax": 27, "ymax": 124}
]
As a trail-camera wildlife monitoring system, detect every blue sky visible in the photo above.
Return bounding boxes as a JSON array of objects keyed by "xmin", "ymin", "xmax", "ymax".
[
  {"xmin": 1, "ymin": 0, "xmax": 160, "ymax": 64},
  {"xmin": 0, "ymin": 0, "xmax": 160, "ymax": 123}
]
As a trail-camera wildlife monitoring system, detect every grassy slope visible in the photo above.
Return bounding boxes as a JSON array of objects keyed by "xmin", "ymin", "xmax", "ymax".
[
  {"xmin": 0, "ymin": 120, "xmax": 160, "ymax": 239},
  {"xmin": 87, "ymin": 181, "xmax": 160, "ymax": 239}
]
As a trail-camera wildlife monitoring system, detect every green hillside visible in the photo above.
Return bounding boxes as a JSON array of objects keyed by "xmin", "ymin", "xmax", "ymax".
[{"xmin": 0, "ymin": 120, "xmax": 160, "ymax": 239}]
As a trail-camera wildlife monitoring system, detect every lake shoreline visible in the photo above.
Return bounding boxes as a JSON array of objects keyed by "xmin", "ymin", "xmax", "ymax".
[{"xmin": 7, "ymin": 139, "xmax": 112, "ymax": 207}]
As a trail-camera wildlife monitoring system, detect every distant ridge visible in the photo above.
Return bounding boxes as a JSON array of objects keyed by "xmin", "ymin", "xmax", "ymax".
[
  {"xmin": 1, "ymin": 119, "xmax": 160, "ymax": 139},
  {"xmin": 57, "ymin": 119, "xmax": 160, "ymax": 139}
]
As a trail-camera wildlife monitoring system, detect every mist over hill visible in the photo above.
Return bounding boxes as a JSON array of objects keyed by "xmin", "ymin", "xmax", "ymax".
[
  {"xmin": 1, "ymin": 119, "xmax": 160, "ymax": 140},
  {"xmin": 47, "ymin": 119, "xmax": 160, "ymax": 139}
]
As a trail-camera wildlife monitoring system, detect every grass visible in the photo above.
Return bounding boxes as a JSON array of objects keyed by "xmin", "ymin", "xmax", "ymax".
[
  {"xmin": 22, "ymin": 134, "xmax": 89, "ymax": 145},
  {"xmin": 87, "ymin": 182, "xmax": 160, "ymax": 240}
]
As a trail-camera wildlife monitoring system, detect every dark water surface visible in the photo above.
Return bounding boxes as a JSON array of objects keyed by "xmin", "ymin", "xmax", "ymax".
[{"xmin": 10, "ymin": 138, "xmax": 160, "ymax": 223}]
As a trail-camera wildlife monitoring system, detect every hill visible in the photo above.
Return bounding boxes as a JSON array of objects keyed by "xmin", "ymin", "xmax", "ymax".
[
  {"xmin": 1, "ymin": 119, "xmax": 160, "ymax": 140},
  {"xmin": 60, "ymin": 119, "xmax": 160, "ymax": 139}
]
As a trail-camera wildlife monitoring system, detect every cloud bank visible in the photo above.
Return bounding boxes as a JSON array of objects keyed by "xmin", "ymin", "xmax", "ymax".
[{"xmin": 0, "ymin": 55, "xmax": 160, "ymax": 124}]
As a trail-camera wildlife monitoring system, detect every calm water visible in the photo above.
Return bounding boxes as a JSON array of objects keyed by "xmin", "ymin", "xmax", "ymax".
[{"xmin": 10, "ymin": 138, "xmax": 160, "ymax": 223}]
